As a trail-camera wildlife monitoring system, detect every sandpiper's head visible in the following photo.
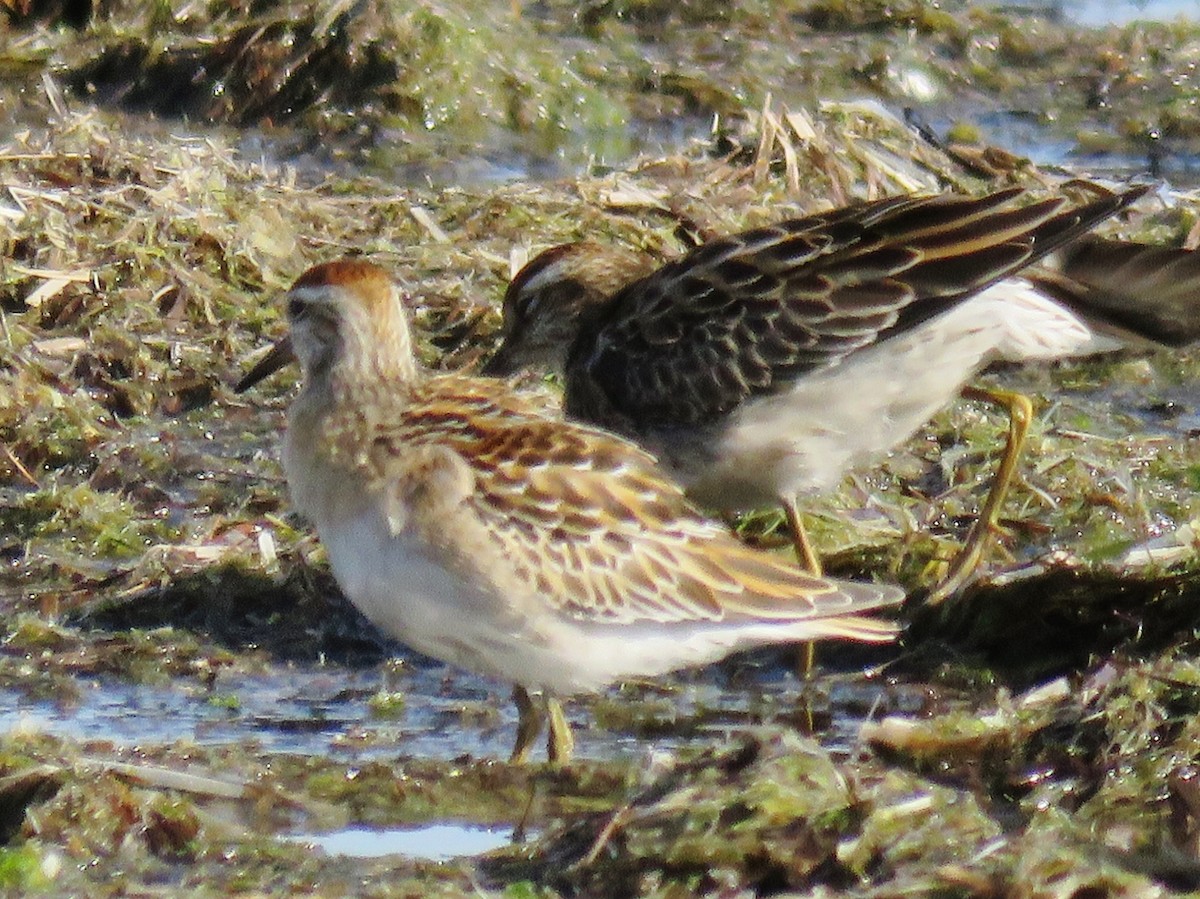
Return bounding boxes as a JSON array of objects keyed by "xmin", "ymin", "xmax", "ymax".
[
  {"xmin": 235, "ymin": 258, "xmax": 416, "ymax": 393},
  {"xmin": 482, "ymin": 242, "xmax": 654, "ymax": 377}
]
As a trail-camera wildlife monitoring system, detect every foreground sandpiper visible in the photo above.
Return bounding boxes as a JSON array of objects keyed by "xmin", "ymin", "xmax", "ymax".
[
  {"xmin": 482, "ymin": 184, "xmax": 1174, "ymax": 600},
  {"xmin": 236, "ymin": 258, "xmax": 905, "ymax": 763}
]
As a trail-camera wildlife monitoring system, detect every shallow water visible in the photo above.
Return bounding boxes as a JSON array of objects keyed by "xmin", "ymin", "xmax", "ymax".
[
  {"xmin": 0, "ymin": 651, "xmax": 910, "ymax": 763},
  {"xmin": 287, "ymin": 823, "xmax": 516, "ymax": 860},
  {"xmin": 1006, "ymin": 0, "xmax": 1200, "ymax": 25}
]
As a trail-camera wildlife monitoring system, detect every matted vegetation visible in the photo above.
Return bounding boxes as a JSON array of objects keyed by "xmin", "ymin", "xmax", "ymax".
[{"xmin": 1, "ymin": 0, "xmax": 1200, "ymax": 895}]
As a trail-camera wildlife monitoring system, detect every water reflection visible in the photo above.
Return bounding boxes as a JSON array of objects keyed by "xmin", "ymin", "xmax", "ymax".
[{"xmin": 287, "ymin": 823, "xmax": 516, "ymax": 860}]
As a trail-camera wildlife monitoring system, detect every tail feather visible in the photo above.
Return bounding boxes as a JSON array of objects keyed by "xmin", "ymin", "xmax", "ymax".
[
  {"xmin": 799, "ymin": 614, "xmax": 902, "ymax": 643},
  {"xmin": 1032, "ymin": 236, "xmax": 1200, "ymax": 347},
  {"xmin": 885, "ymin": 184, "xmax": 1150, "ymax": 335},
  {"xmin": 695, "ymin": 534, "xmax": 907, "ymax": 626}
]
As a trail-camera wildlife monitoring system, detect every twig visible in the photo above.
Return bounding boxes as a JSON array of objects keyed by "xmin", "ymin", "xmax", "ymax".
[{"xmin": 2, "ymin": 442, "xmax": 38, "ymax": 487}]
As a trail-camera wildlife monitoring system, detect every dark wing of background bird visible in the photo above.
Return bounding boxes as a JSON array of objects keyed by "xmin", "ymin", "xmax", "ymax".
[{"xmin": 565, "ymin": 186, "xmax": 1148, "ymax": 428}]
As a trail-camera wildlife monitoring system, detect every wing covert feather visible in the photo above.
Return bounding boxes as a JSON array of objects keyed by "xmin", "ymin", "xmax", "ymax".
[{"xmin": 358, "ymin": 377, "xmax": 901, "ymax": 628}]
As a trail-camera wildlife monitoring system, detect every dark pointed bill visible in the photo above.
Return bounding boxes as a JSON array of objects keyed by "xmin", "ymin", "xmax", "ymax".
[{"xmin": 234, "ymin": 335, "xmax": 296, "ymax": 393}]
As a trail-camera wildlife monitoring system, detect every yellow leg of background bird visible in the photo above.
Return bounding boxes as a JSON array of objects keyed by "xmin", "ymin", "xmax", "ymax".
[
  {"xmin": 926, "ymin": 385, "xmax": 1033, "ymax": 606},
  {"xmin": 546, "ymin": 697, "xmax": 575, "ymax": 765},
  {"xmin": 784, "ymin": 496, "xmax": 821, "ymax": 686},
  {"xmin": 784, "ymin": 495, "xmax": 823, "ymax": 577},
  {"xmin": 510, "ymin": 685, "xmax": 545, "ymax": 764}
]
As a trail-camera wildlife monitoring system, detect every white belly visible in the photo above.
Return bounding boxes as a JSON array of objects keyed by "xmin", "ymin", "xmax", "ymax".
[
  {"xmin": 313, "ymin": 511, "xmax": 868, "ymax": 696},
  {"xmin": 689, "ymin": 279, "xmax": 1122, "ymax": 507},
  {"xmin": 317, "ymin": 512, "xmax": 534, "ymax": 682}
]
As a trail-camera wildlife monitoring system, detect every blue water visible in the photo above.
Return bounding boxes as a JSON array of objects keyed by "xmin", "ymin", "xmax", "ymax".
[
  {"xmin": 991, "ymin": 0, "xmax": 1199, "ymax": 24},
  {"xmin": 0, "ymin": 652, "xmax": 912, "ymax": 764}
]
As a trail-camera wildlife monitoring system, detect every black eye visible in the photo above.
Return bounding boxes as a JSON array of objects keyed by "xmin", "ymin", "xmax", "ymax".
[
  {"xmin": 520, "ymin": 294, "xmax": 541, "ymax": 321},
  {"xmin": 287, "ymin": 297, "xmax": 307, "ymax": 320}
]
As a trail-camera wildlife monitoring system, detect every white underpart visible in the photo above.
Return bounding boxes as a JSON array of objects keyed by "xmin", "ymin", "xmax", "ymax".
[
  {"xmin": 687, "ymin": 278, "xmax": 1125, "ymax": 509},
  {"xmin": 314, "ymin": 508, "xmax": 880, "ymax": 695}
]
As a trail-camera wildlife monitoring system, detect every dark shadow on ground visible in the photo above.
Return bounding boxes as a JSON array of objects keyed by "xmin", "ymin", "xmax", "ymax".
[
  {"xmin": 71, "ymin": 562, "xmax": 394, "ymax": 667},
  {"xmin": 905, "ymin": 563, "xmax": 1200, "ymax": 687}
]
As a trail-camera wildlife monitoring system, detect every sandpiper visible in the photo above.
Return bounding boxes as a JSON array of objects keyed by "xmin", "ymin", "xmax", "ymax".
[
  {"xmin": 482, "ymin": 184, "xmax": 1170, "ymax": 601},
  {"xmin": 235, "ymin": 258, "xmax": 906, "ymax": 763}
]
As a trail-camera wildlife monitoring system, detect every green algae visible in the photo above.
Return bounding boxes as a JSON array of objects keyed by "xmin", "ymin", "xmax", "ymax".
[
  {"xmin": 0, "ymin": 0, "xmax": 1199, "ymax": 895},
  {"xmin": 367, "ymin": 690, "xmax": 407, "ymax": 720},
  {"xmin": 0, "ymin": 843, "xmax": 49, "ymax": 892}
]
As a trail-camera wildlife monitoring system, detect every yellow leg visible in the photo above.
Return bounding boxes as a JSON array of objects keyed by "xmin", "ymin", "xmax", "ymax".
[
  {"xmin": 926, "ymin": 385, "xmax": 1033, "ymax": 606},
  {"xmin": 783, "ymin": 495, "xmax": 823, "ymax": 577},
  {"xmin": 546, "ymin": 697, "xmax": 575, "ymax": 765},
  {"xmin": 510, "ymin": 685, "xmax": 545, "ymax": 765},
  {"xmin": 784, "ymin": 496, "xmax": 821, "ymax": 683}
]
